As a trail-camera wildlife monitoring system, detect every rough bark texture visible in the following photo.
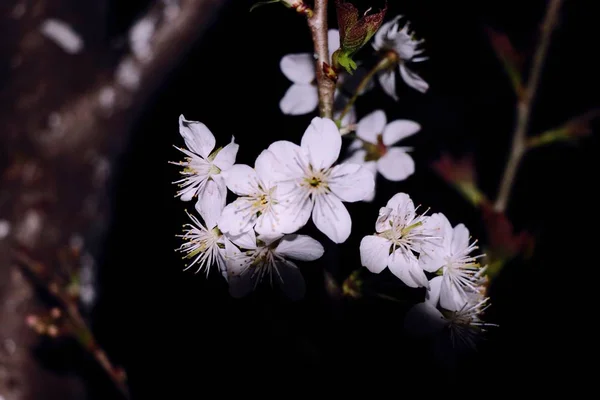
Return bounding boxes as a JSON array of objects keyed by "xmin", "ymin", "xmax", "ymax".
[{"xmin": 0, "ymin": 1, "xmax": 228, "ymax": 399}]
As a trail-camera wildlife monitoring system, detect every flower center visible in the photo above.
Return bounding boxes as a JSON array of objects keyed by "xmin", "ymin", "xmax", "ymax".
[
  {"xmin": 364, "ymin": 134, "xmax": 387, "ymax": 161},
  {"xmin": 301, "ymin": 168, "xmax": 330, "ymax": 196}
]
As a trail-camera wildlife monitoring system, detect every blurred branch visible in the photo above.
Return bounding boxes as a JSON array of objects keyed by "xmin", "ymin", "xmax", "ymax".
[
  {"xmin": 0, "ymin": 0, "xmax": 228, "ymax": 398},
  {"xmin": 494, "ymin": 0, "xmax": 564, "ymax": 212},
  {"xmin": 527, "ymin": 107, "xmax": 600, "ymax": 148}
]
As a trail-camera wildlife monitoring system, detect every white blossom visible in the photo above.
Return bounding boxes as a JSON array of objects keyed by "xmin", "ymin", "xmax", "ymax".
[
  {"xmin": 359, "ymin": 192, "xmax": 439, "ymax": 287},
  {"xmin": 373, "ymin": 16, "xmax": 429, "ymax": 99},
  {"xmin": 218, "ymin": 149, "xmax": 301, "ymax": 238},
  {"xmin": 344, "ymin": 110, "xmax": 420, "ymax": 201},
  {"xmin": 171, "ymin": 115, "xmax": 239, "ymax": 223},
  {"xmin": 39, "ymin": 19, "xmax": 84, "ymax": 54},
  {"xmin": 263, "ymin": 117, "xmax": 375, "ymax": 243},
  {"xmin": 226, "ymin": 231, "xmax": 324, "ymax": 300},
  {"xmin": 419, "ymin": 213, "xmax": 485, "ymax": 311}
]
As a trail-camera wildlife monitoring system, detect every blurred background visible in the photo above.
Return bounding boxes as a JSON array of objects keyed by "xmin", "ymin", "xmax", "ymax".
[{"xmin": 1, "ymin": 0, "xmax": 597, "ymax": 398}]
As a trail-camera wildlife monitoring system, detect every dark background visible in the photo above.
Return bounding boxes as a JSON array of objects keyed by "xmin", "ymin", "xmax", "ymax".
[{"xmin": 92, "ymin": 0, "xmax": 596, "ymax": 397}]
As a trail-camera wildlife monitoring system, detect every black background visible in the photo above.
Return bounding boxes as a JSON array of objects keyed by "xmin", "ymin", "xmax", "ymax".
[{"xmin": 89, "ymin": 0, "xmax": 597, "ymax": 397}]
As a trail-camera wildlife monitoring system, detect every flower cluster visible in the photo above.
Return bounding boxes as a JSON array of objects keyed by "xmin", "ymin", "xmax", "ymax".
[{"xmin": 359, "ymin": 192, "xmax": 492, "ymax": 347}]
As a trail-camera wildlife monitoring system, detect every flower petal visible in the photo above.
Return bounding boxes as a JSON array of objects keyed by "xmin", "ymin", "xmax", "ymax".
[
  {"xmin": 451, "ymin": 223, "xmax": 470, "ymax": 256},
  {"xmin": 254, "ymin": 149, "xmax": 280, "ymax": 188},
  {"xmin": 266, "ymin": 141, "xmax": 306, "ymax": 179},
  {"xmin": 223, "ymin": 164, "xmax": 258, "ymax": 196},
  {"xmin": 301, "ymin": 117, "xmax": 342, "ymax": 170},
  {"xmin": 378, "ymin": 70, "xmax": 398, "ymax": 101},
  {"xmin": 276, "ymin": 261, "xmax": 306, "ymax": 301},
  {"xmin": 356, "ymin": 110, "xmax": 386, "ymax": 144},
  {"xmin": 440, "ymin": 274, "xmax": 467, "ymax": 311},
  {"xmin": 274, "ymin": 183, "xmax": 313, "ymax": 234},
  {"xmin": 280, "ymin": 53, "xmax": 315, "ymax": 84},
  {"xmin": 404, "ymin": 302, "xmax": 447, "ymax": 337},
  {"xmin": 360, "ymin": 235, "xmax": 391, "ymax": 273},
  {"xmin": 179, "ymin": 114, "xmax": 215, "ymax": 158},
  {"xmin": 361, "ymin": 161, "xmax": 378, "ymax": 202},
  {"xmin": 280, "ymin": 84, "xmax": 319, "ymax": 115},
  {"xmin": 399, "ymin": 63, "xmax": 429, "ymax": 93},
  {"xmin": 195, "ymin": 177, "xmax": 226, "ymax": 229},
  {"xmin": 388, "ymin": 249, "xmax": 428, "ymax": 288},
  {"xmin": 347, "ymin": 140, "xmax": 364, "ymax": 153},
  {"xmin": 376, "ymin": 148, "xmax": 415, "ymax": 181},
  {"xmin": 217, "ymin": 198, "xmax": 256, "ymax": 236},
  {"xmin": 329, "ymin": 163, "xmax": 375, "ymax": 202},
  {"xmin": 385, "ymin": 192, "xmax": 415, "ymax": 215},
  {"xmin": 275, "ymin": 234, "xmax": 324, "ymax": 261},
  {"xmin": 382, "ymin": 120, "xmax": 421, "ymax": 146},
  {"xmin": 226, "ymin": 229, "xmax": 257, "ymax": 250},
  {"xmin": 426, "ymin": 275, "xmax": 443, "ymax": 306},
  {"xmin": 312, "ymin": 194, "xmax": 351, "ymax": 244},
  {"xmin": 212, "ymin": 138, "xmax": 239, "ymax": 171}
]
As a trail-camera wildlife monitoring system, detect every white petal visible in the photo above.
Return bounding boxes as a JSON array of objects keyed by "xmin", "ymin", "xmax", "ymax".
[
  {"xmin": 280, "ymin": 84, "xmax": 319, "ymax": 115},
  {"xmin": 329, "ymin": 163, "xmax": 375, "ymax": 202},
  {"xmin": 426, "ymin": 275, "xmax": 443, "ymax": 306},
  {"xmin": 312, "ymin": 194, "xmax": 351, "ymax": 244},
  {"xmin": 276, "ymin": 261, "xmax": 306, "ymax": 301},
  {"xmin": 266, "ymin": 141, "xmax": 306, "ymax": 179},
  {"xmin": 195, "ymin": 177, "xmax": 226, "ymax": 229},
  {"xmin": 440, "ymin": 274, "xmax": 467, "ymax": 312},
  {"xmin": 451, "ymin": 224, "xmax": 470, "ymax": 256},
  {"xmin": 356, "ymin": 110, "xmax": 386, "ymax": 144},
  {"xmin": 375, "ymin": 206, "xmax": 393, "ymax": 233},
  {"xmin": 179, "ymin": 184, "xmax": 198, "ymax": 202},
  {"xmin": 385, "ymin": 192, "xmax": 415, "ymax": 215},
  {"xmin": 217, "ymin": 199, "xmax": 255, "ymax": 236},
  {"xmin": 382, "ymin": 120, "xmax": 421, "ymax": 146},
  {"xmin": 347, "ymin": 140, "xmax": 364, "ymax": 153},
  {"xmin": 388, "ymin": 250, "xmax": 428, "ymax": 288},
  {"xmin": 378, "ymin": 70, "xmax": 398, "ymax": 101},
  {"xmin": 404, "ymin": 302, "xmax": 447, "ymax": 336},
  {"xmin": 223, "ymin": 164, "xmax": 258, "ymax": 196},
  {"xmin": 343, "ymin": 149, "xmax": 366, "ymax": 165},
  {"xmin": 275, "ymin": 234, "xmax": 324, "ymax": 261},
  {"xmin": 361, "ymin": 161, "xmax": 378, "ymax": 202},
  {"xmin": 254, "ymin": 149, "xmax": 280, "ymax": 188},
  {"xmin": 301, "ymin": 117, "xmax": 341, "ymax": 170},
  {"xmin": 359, "ymin": 235, "xmax": 391, "ymax": 274},
  {"xmin": 328, "ymin": 29, "xmax": 340, "ymax": 59},
  {"xmin": 376, "ymin": 148, "xmax": 415, "ymax": 181},
  {"xmin": 179, "ymin": 114, "xmax": 215, "ymax": 158},
  {"xmin": 254, "ymin": 207, "xmax": 284, "ymax": 239},
  {"xmin": 274, "ymin": 184, "xmax": 313, "ymax": 234},
  {"xmin": 226, "ymin": 229, "xmax": 257, "ymax": 250},
  {"xmin": 399, "ymin": 63, "xmax": 429, "ymax": 93},
  {"xmin": 212, "ymin": 138, "xmax": 239, "ymax": 171},
  {"xmin": 280, "ymin": 53, "xmax": 316, "ymax": 84}
]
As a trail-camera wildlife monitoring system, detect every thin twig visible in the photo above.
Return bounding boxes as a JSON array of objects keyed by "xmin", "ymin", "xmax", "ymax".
[
  {"xmin": 307, "ymin": 0, "xmax": 336, "ymax": 118},
  {"xmin": 494, "ymin": 0, "xmax": 564, "ymax": 212}
]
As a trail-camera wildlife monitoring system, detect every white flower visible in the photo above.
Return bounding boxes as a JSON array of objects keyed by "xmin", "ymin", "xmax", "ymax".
[
  {"xmin": 226, "ymin": 230, "xmax": 324, "ymax": 300},
  {"xmin": 419, "ymin": 213, "xmax": 485, "ymax": 311},
  {"xmin": 218, "ymin": 150, "xmax": 300, "ymax": 238},
  {"xmin": 373, "ymin": 16, "xmax": 429, "ymax": 99},
  {"xmin": 359, "ymin": 192, "xmax": 439, "ymax": 288},
  {"xmin": 172, "ymin": 115, "xmax": 239, "ymax": 222},
  {"xmin": 263, "ymin": 117, "xmax": 375, "ymax": 243},
  {"xmin": 279, "ymin": 30, "xmax": 340, "ymax": 115},
  {"xmin": 176, "ymin": 202, "xmax": 234, "ymax": 279},
  {"xmin": 344, "ymin": 110, "xmax": 420, "ymax": 202}
]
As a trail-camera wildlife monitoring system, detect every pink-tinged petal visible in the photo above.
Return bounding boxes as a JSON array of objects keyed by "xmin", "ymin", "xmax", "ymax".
[
  {"xmin": 440, "ymin": 274, "xmax": 466, "ymax": 312},
  {"xmin": 217, "ymin": 198, "xmax": 255, "ymax": 236},
  {"xmin": 276, "ymin": 261, "xmax": 306, "ymax": 301},
  {"xmin": 382, "ymin": 120, "xmax": 421, "ymax": 146},
  {"xmin": 280, "ymin": 53, "xmax": 315, "ymax": 84},
  {"xmin": 195, "ymin": 177, "xmax": 226, "ymax": 229},
  {"xmin": 212, "ymin": 138, "xmax": 239, "ymax": 171},
  {"xmin": 280, "ymin": 84, "xmax": 319, "ymax": 115},
  {"xmin": 385, "ymin": 192, "xmax": 415, "ymax": 215},
  {"xmin": 179, "ymin": 114, "xmax": 215, "ymax": 158},
  {"xmin": 266, "ymin": 141, "xmax": 306, "ymax": 179},
  {"xmin": 328, "ymin": 29, "xmax": 341, "ymax": 58},
  {"xmin": 451, "ymin": 223, "xmax": 470, "ymax": 256},
  {"xmin": 276, "ymin": 234, "xmax": 324, "ymax": 261},
  {"xmin": 404, "ymin": 302, "xmax": 447, "ymax": 337},
  {"xmin": 426, "ymin": 276, "xmax": 443, "ymax": 306},
  {"xmin": 301, "ymin": 117, "xmax": 342, "ymax": 170},
  {"xmin": 329, "ymin": 163, "xmax": 375, "ymax": 202},
  {"xmin": 359, "ymin": 235, "xmax": 391, "ymax": 273},
  {"xmin": 223, "ymin": 164, "xmax": 258, "ymax": 196},
  {"xmin": 356, "ymin": 110, "xmax": 386, "ymax": 144},
  {"xmin": 388, "ymin": 249, "xmax": 428, "ymax": 288},
  {"xmin": 378, "ymin": 70, "xmax": 398, "ymax": 101},
  {"xmin": 399, "ymin": 63, "xmax": 429, "ymax": 93},
  {"xmin": 312, "ymin": 194, "xmax": 351, "ymax": 244},
  {"xmin": 376, "ymin": 148, "xmax": 415, "ymax": 181}
]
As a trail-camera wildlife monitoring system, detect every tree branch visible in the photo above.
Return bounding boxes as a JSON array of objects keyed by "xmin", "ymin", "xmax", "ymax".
[
  {"xmin": 307, "ymin": 0, "xmax": 335, "ymax": 119},
  {"xmin": 494, "ymin": 0, "xmax": 564, "ymax": 212}
]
